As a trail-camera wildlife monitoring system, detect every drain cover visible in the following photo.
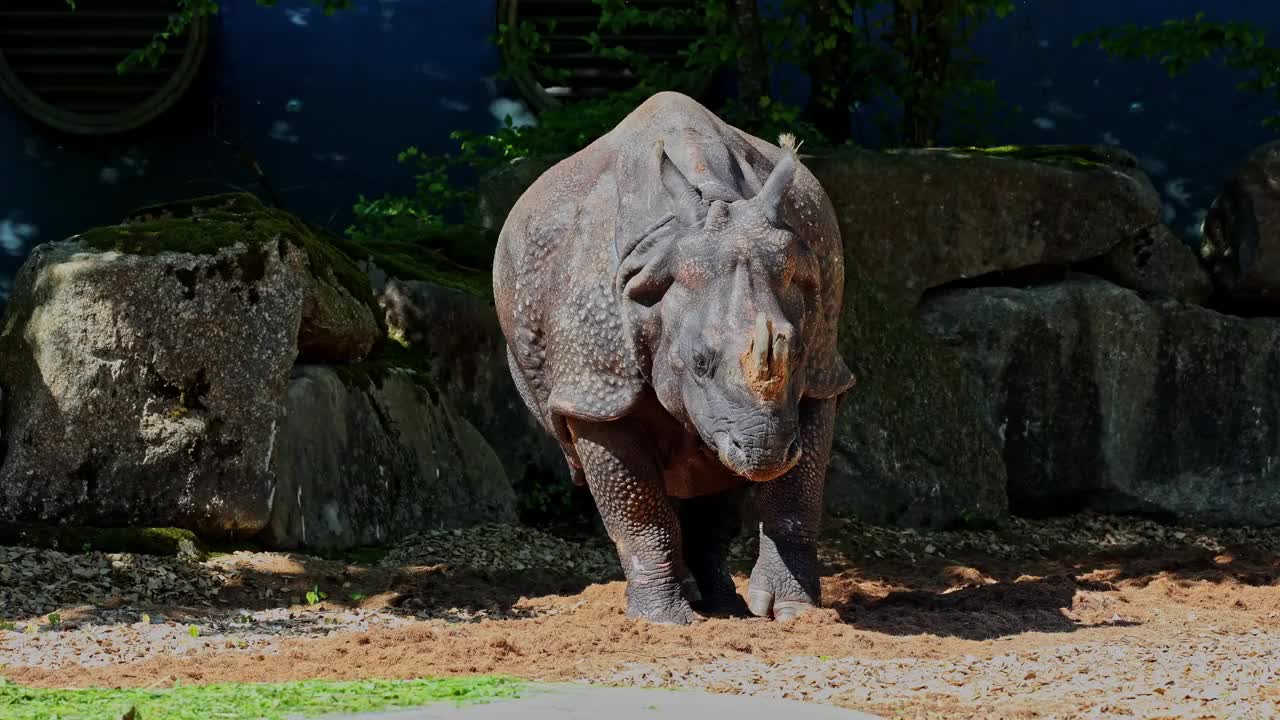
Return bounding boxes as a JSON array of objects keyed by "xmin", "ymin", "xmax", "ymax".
[{"xmin": 0, "ymin": 0, "xmax": 209, "ymax": 135}]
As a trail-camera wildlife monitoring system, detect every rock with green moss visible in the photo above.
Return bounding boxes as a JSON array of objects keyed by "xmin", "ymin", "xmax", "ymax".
[
  {"xmin": 0, "ymin": 232, "xmax": 305, "ymax": 537},
  {"xmin": 363, "ymin": 256, "xmax": 569, "ymax": 525},
  {"xmin": 825, "ymin": 262, "xmax": 1008, "ymax": 529},
  {"xmin": 0, "ymin": 523, "xmax": 206, "ymax": 558},
  {"xmin": 802, "ymin": 144, "xmax": 1169, "ymax": 312},
  {"xmin": 264, "ymin": 365, "xmax": 517, "ymax": 550},
  {"xmin": 101, "ymin": 192, "xmax": 382, "ymax": 363}
]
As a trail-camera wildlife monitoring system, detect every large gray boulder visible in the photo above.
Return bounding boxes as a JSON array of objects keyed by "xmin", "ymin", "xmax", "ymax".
[
  {"xmin": 1201, "ymin": 140, "xmax": 1280, "ymax": 308},
  {"xmin": 375, "ymin": 277, "xmax": 564, "ymax": 486},
  {"xmin": 918, "ymin": 276, "xmax": 1280, "ymax": 526},
  {"xmin": 1091, "ymin": 223, "xmax": 1212, "ymax": 304},
  {"xmin": 121, "ymin": 193, "xmax": 382, "ymax": 364},
  {"xmin": 804, "ymin": 145, "xmax": 1181, "ymax": 310},
  {"xmin": 264, "ymin": 365, "xmax": 517, "ymax": 550},
  {"xmin": 0, "ymin": 237, "xmax": 305, "ymax": 537},
  {"xmin": 348, "ymin": 241, "xmax": 569, "ymax": 520},
  {"xmin": 827, "ymin": 263, "xmax": 1008, "ymax": 529}
]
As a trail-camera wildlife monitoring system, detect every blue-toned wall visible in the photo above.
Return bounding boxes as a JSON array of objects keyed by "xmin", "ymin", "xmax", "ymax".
[
  {"xmin": 973, "ymin": 0, "xmax": 1279, "ymax": 239},
  {"xmin": 0, "ymin": 0, "xmax": 1277, "ymax": 298},
  {"xmin": 0, "ymin": 0, "xmax": 509, "ymax": 294}
]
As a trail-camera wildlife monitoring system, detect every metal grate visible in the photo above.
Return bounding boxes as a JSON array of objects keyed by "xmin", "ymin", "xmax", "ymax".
[
  {"xmin": 0, "ymin": 0, "xmax": 208, "ymax": 135},
  {"xmin": 497, "ymin": 0, "xmax": 707, "ymax": 111}
]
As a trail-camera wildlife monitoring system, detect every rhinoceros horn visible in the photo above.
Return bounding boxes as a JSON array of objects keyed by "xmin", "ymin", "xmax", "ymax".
[
  {"xmin": 745, "ymin": 310, "xmax": 790, "ymax": 389},
  {"xmin": 755, "ymin": 133, "xmax": 799, "ymax": 227}
]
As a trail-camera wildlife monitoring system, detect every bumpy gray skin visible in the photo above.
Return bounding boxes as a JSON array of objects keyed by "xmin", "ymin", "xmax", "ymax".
[{"xmin": 493, "ymin": 91, "xmax": 855, "ymax": 624}]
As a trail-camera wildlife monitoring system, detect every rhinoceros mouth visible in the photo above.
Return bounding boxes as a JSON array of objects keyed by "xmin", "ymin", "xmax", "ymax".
[{"xmin": 712, "ymin": 431, "xmax": 802, "ymax": 482}]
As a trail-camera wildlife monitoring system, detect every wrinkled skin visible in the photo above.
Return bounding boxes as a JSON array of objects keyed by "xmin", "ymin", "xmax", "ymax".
[{"xmin": 494, "ymin": 92, "xmax": 854, "ymax": 624}]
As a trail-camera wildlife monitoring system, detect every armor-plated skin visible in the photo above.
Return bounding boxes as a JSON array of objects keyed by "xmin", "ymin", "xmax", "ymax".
[{"xmin": 493, "ymin": 91, "xmax": 855, "ymax": 624}]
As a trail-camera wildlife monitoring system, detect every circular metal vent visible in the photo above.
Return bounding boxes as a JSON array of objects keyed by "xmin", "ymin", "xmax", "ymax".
[
  {"xmin": 496, "ymin": 0, "xmax": 708, "ymax": 112},
  {"xmin": 0, "ymin": 0, "xmax": 209, "ymax": 135}
]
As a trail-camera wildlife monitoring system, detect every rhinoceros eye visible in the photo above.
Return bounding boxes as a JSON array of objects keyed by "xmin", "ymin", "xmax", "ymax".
[{"xmin": 691, "ymin": 350, "xmax": 715, "ymax": 378}]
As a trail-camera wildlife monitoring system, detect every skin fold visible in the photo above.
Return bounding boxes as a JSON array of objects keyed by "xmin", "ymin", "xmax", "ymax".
[{"xmin": 494, "ymin": 91, "xmax": 854, "ymax": 624}]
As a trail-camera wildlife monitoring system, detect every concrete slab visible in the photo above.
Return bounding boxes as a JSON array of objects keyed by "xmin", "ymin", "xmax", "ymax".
[{"xmin": 312, "ymin": 683, "xmax": 884, "ymax": 719}]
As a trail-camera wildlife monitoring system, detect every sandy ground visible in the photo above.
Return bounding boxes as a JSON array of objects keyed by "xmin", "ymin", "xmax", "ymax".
[{"xmin": 2, "ymin": 514, "xmax": 1279, "ymax": 719}]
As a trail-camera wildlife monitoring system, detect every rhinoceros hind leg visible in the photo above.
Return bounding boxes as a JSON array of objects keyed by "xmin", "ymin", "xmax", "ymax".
[
  {"xmin": 568, "ymin": 416, "xmax": 703, "ymax": 625},
  {"xmin": 677, "ymin": 488, "xmax": 750, "ymax": 617}
]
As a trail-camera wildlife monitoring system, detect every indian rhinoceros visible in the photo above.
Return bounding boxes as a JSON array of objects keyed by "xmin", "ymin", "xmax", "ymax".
[{"xmin": 493, "ymin": 91, "xmax": 855, "ymax": 624}]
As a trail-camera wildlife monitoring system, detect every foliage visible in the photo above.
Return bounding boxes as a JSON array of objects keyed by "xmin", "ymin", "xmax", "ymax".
[
  {"xmin": 62, "ymin": 0, "xmax": 350, "ymax": 74},
  {"xmin": 1076, "ymin": 12, "xmax": 1280, "ymax": 129},
  {"xmin": 769, "ymin": 0, "xmax": 1016, "ymax": 146},
  {"xmin": 350, "ymin": 0, "xmax": 1017, "ymax": 245},
  {"xmin": 350, "ymin": 89, "xmax": 653, "ymax": 241},
  {"xmin": 0, "ymin": 676, "xmax": 523, "ymax": 720}
]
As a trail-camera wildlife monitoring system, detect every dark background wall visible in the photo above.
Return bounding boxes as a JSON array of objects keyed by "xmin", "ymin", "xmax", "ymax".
[{"xmin": 0, "ymin": 0, "xmax": 1275, "ymax": 300}]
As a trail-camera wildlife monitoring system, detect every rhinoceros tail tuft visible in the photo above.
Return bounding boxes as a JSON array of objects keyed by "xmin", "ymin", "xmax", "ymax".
[{"xmin": 777, "ymin": 132, "xmax": 803, "ymax": 155}]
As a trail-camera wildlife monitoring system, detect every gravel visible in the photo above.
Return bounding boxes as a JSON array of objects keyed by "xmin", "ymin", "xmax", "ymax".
[
  {"xmin": 0, "ymin": 545, "xmax": 227, "ymax": 621},
  {"xmin": 1, "ymin": 607, "xmax": 414, "ymax": 669},
  {"xmin": 381, "ymin": 524, "xmax": 621, "ymax": 582},
  {"xmin": 601, "ymin": 630, "xmax": 1280, "ymax": 719}
]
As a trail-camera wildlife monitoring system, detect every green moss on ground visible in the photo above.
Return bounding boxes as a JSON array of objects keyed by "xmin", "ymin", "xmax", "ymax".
[
  {"xmin": 80, "ymin": 192, "xmax": 380, "ymax": 319},
  {"xmin": 0, "ymin": 676, "xmax": 523, "ymax": 720},
  {"xmin": 0, "ymin": 524, "xmax": 206, "ymax": 559}
]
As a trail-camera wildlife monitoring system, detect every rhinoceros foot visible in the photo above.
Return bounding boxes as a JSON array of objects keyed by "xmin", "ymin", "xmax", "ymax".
[
  {"xmin": 624, "ymin": 580, "xmax": 706, "ymax": 625},
  {"xmin": 747, "ymin": 536, "xmax": 822, "ymax": 622}
]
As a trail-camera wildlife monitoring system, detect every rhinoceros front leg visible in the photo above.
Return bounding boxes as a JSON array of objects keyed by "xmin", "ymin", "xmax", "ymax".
[
  {"xmin": 567, "ymin": 416, "xmax": 703, "ymax": 625},
  {"xmin": 748, "ymin": 396, "xmax": 837, "ymax": 621}
]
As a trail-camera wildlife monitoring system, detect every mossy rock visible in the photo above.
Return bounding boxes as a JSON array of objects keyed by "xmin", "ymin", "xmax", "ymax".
[
  {"xmin": 83, "ymin": 192, "xmax": 380, "ymax": 321},
  {"xmin": 0, "ymin": 523, "xmax": 207, "ymax": 559},
  {"xmin": 915, "ymin": 143, "xmax": 1141, "ymax": 171},
  {"xmin": 351, "ymin": 237, "xmax": 494, "ymax": 299},
  {"xmin": 826, "ymin": 261, "xmax": 1009, "ymax": 529},
  {"xmin": 331, "ymin": 343, "xmax": 438, "ymax": 400},
  {"xmin": 803, "ymin": 145, "xmax": 1161, "ymax": 314}
]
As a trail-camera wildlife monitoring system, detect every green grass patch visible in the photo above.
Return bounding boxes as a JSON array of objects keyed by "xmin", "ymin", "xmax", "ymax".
[{"xmin": 0, "ymin": 676, "xmax": 523, "ymax": 720}]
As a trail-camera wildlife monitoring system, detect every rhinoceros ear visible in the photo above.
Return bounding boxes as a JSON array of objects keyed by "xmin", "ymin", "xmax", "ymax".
[
  {"xmin": 616, "ymin": 217, "xmax": 677, "ymax": 308},
  {"xmin": 658, "ymin": 140, "xmax": 706, "ymax": 228},
  {"xmin": 805, "ymin": 349, "xmax": 856, "ymax": 400}
]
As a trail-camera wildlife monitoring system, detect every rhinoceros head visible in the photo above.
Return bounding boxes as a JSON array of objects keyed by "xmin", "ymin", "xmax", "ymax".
[{"xmin": 617, "ymin": 134, "xmax": 821, "ymax": 482}]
